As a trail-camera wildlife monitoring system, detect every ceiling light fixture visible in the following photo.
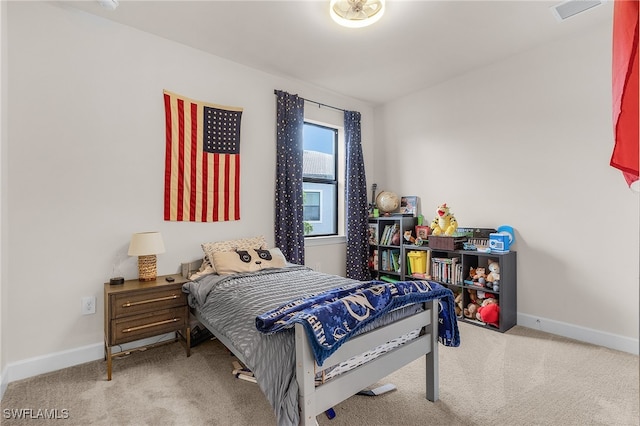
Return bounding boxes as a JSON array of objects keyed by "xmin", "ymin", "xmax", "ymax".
[{"xmin": 330, "ymin": 0, "xmax": 386, "ymax": 28}]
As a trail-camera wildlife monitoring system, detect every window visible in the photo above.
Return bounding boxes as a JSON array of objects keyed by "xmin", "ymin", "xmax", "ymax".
[
  {"xmin": 303, "ymin": 122, "xmax": 338, "ymax": 237},
  {"xmin": 303, "ymin": 190, "xmax": 321, "ymax": 221}
]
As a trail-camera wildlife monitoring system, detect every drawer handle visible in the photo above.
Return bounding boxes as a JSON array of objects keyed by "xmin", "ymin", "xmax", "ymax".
[
  {"xmin": 122, "ymin": 295, "xmax": 178, "ymax": 308},
  {"xmin": 122, "ymin": 318, "xmax": 181, "ymax": 333}
]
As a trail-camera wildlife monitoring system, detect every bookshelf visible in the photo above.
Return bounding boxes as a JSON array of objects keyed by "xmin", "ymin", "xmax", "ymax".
[
  {"xmin": 368, "ymin": 216, "xmax": 417, "ymax": 282},
  {"xmin": 401, "ymin": 244, "xmax": 517, "ymax": 333}
]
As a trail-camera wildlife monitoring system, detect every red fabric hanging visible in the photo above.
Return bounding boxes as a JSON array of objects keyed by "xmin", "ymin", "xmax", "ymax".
[{"xmin": 610, "ymin": 0, "xmax": 639, "ymax": 187}]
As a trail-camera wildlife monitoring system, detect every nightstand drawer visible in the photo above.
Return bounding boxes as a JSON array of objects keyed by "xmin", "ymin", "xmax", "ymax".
[
  {"xmin": 112, "ymin": 285, "xmax": 185, "ymax": 319},
  {"xmin": 110, "ymin": 306, "xmax": 187, "ymax": 345}
]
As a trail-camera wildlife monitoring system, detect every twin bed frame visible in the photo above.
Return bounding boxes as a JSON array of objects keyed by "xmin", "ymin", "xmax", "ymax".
[{"xmin": 181, "ymin": 260, "xmax": 441, "ymax": 426}]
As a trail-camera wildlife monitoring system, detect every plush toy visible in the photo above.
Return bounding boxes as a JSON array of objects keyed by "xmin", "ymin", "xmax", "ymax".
[
  {"xmin": 403, "ymin": 230, "xmax": 424, "ymax": 246},
  {"xmin": 463, "ymin": 289, "xmax": 480, "ymax": 319},
  {"xmin": 486, "ymin": 261, "xmax": 500, "ymax": 292},
  {"xmin": 429, "ymin": 203, "xmax": 458, "ymax": 236},
  {"xmin": 454, "ymin": 292, "xmax": 463, "ymax": 317},
  {"xmin": 472, "ymin": 267, "xmax": 486, "ymax": 287},
  {"xmin": 477, "ymin": 298, "xmax": 500, "ymax": 328},
  {"xmin": 403, "ymin": 230, "xmax": 415, "ymax": 244},
  {"xmin": 465, "ymin": 267, "xmax": 476, "ymax": 284}
]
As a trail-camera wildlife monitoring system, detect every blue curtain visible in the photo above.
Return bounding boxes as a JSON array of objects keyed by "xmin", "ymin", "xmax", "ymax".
[
  {"xmin": 345, "ymin": 111, "xmax": 371, "ymax": 281},
  {"xmin": 274, "ymin": 90, "xmax": 305, "ymax": 265}
]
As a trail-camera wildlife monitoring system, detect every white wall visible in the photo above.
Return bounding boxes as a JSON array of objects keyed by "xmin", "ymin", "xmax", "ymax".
[
  {"xmin": 1, "ymin": 0, "xmax": 8, "ymax": 397},
  {"xmin": 2, "ymin": 1, "xmax": 372, "ymax": 378},
  {"xmin": 375, "ymin": 20, "xmax": 639, "ymax": 350}
]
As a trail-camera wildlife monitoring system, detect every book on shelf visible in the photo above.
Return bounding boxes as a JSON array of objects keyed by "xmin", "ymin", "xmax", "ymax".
[
  {"xmin": 379, "ymin": 249, "xmax": 401, "ymax": 272},
  {"xmin": 389, "ymin": 224, "xmax": 400, "ymax": 246},
  {"xmin": 431, "ymin": 257, "xmax": 462, "ymax": 285},
  {"xmin": 381, "ymin": 249, "xmax": 388, "ymax": 271},
  {"xmin": 368, "ymin": 223, "xmax": 379, "ymax": 245},
  {"xmin": 380, "ymin": 224, "xmax": 398, "ymax": 245},
  {"xmin": 380, "ymin": 223, "xmax": 399, "ymax": 245},
  {"xmin": 391, "ymin": 250, "xmax": 400, "ymax": 272}
]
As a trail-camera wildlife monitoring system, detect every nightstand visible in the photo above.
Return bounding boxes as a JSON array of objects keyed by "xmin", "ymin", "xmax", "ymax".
[{"xmin": 104, "ymin": 274, "xmax": 191, "ymax": 380}]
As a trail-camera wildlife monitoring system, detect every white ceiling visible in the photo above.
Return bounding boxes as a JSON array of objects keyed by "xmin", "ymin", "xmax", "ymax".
[{"xmin": 61, "ymin": 0, "xmax": 613, "ymax": 106}]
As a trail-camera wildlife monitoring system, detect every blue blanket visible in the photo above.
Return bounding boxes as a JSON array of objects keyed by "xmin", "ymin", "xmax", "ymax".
[{"xmin": 255, "ymin": 280, "xmax": 460, "ymax": 366}]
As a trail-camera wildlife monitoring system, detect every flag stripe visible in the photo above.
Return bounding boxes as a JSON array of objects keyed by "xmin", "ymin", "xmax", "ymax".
[
  {"xmin": 163, "ymin": 93, "xmax": 173, "ymax": 221},
  {"xmin": 189, "ymin": 102, "xmax": 198, "ymax": 221},
  {"xmin": 234, "ymin": 157, "xmax": 240, "ymax": 220},
  {"xmin": 163, "ymin": 90, "xmax": 242, "ymax": 222},
  {"xmin": 176, "ymin": 99, "xmax": 185, "ymax": 220}
]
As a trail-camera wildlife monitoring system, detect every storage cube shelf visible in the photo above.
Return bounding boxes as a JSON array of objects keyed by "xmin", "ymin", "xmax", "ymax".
[
  {"xmin": 368, "ymin": 216, "xmax": 417, "ymax": 282},
  {"xmin": 402, "ymin": 245, "xmax": 517, "ymax": 333}
]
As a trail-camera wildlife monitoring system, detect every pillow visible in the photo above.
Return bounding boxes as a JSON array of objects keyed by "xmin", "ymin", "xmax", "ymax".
[
  {"xmin": 201, "ymin": 235, "xmax": 267, "ymax": 273},
  {"xmin": 188, "ymin": 263, "xmax": 215, "ymax": 281},
  {"xmin": 212, "ymin": 248, "xmax": 287, "ymax": 275}
]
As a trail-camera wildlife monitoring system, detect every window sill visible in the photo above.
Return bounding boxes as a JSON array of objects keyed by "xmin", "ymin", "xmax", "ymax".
[{"xmin": 304, "ymin": 235, "xmax": 346, "ymax": 247}]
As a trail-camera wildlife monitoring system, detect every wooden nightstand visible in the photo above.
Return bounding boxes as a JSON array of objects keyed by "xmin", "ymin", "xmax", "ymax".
[{"xmin": 104, "ymin": 274, "xmax": 191, "ymax": 380}]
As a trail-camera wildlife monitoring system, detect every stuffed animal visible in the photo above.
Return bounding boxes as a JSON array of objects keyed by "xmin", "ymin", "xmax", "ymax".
[
  {"xmin": 463, "ymin": 289, "xmax": 480, "ymax": 319},
  {"xmin": 429, "ymin": 203, "xmax": 458, "ymax": 236},
  {"xmin": 486, "ymin": 261, "xmax": 500, "ymax": 292},
  {"xmin": 403, "ymin": 230, "xmax": 424, "ymax": 246},
  {"xmin": 477, "ymin": 298, "xmax": 500, "ymax": 328},
  {"xmin": 403, "ymin": 230, "xmax": 415, "ymax": 244},
  {"xmin": 454, "ymin": 292, "xmax": 463, "ymax": 317},
  {"xmin": 472, "ymin": 267, "xmax": 486, "ymax": 287}
]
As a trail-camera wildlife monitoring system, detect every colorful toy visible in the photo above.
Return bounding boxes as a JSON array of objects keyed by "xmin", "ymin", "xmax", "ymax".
[
  {"xmin": 429, "ymin": 203, "xmax": 458, "ymax": 236},
  {"xmin": 486, "ymin": 261, "xmax": 500, "ymax": 292},
  {"xmin": 403, "ymin": 230, "xmax": 424, "ymax": 246},
  {"xmin": 472, "ymin": 267, "xmax": 487, "ymax": 287},
  {"xmin": 477, "ymin": 298, "xmax": 500, "ymax": 328}
]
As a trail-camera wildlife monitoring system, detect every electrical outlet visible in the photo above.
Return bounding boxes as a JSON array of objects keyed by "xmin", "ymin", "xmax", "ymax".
[{"xmin": 82, "ymin": 296, "xmax": 96, "ymax": 315}]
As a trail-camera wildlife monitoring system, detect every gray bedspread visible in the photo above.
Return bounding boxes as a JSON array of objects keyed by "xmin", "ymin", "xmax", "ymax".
[{"xmin": 182, "ymin": 265, "xmax": 421, "ymax": 426}]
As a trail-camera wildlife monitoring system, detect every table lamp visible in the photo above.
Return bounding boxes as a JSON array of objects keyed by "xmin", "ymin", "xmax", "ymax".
[{"xmin": 128, "ymin": 232, "xmax": 166, "ymax": 281}]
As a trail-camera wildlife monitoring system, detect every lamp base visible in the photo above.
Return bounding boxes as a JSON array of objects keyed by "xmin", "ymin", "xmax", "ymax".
[{"xmin": 138, "ymin": 255, "xmax": 157, "ymax": 282}]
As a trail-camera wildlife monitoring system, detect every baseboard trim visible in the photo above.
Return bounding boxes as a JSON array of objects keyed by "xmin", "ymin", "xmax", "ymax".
[
  {"xmin": 518, "ymin": 313, "xmax": 639, "ymax": 355},
  {"xmin": 1, "ymin": 333, "xmax": 176, "ymax": 396},
  {"xmin": 1, "ymin": 365, "xmax": 8, "ymax": 400},
  {"xmin": 5, "ymin": 342, "xmax": 104, "ymax": 387}
]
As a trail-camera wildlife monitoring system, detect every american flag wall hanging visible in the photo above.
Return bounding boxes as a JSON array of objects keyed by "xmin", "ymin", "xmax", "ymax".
[{"xmin": 163, "ymin": 90, "xmax": 243, "ymax": 222}]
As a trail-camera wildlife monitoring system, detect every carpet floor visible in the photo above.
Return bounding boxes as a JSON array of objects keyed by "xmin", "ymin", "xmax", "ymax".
[{"xmin": 2, "ymin": 322, "xmax": 638, "ymax": 425}]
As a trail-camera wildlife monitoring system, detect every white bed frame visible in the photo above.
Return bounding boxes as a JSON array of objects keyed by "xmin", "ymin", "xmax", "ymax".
[{"xmin": 181, "ymin": 261, "xmax": 440, "ymax": 426}]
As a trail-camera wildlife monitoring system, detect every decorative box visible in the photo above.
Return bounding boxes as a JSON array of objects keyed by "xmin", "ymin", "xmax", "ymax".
[{"xmin": 428, "ymin": 235, "xmax": 467, "ymax": 251}]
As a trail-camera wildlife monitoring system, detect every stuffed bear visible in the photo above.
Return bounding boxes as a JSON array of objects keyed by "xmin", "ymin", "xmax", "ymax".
[
  {"xmin": 477, "ymin": 298, "xmax": 500, "ymax": 327},
  {"xmin": 486, "ymin": 261, "xmax": 500, "ymax": 292},
  {"xmin": 463, "ymin": 289, "xmax": 480, "ymax": 319}
]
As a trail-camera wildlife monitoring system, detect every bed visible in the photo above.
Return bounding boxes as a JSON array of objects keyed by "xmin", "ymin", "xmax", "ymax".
[{"xmin": 180, "ymin": 240, "xmax": 459, "ymax": 426}]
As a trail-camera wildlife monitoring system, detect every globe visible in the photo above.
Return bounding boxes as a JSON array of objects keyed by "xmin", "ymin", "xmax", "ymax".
[{"xmin": 376, "ymin": 191, "xmax": 400, "ymax": 213}]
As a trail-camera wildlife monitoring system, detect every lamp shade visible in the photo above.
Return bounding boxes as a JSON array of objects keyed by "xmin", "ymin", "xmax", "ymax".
[{"xmin": 128, "ymin": 232, "xmax": 166, "ymax": 256}]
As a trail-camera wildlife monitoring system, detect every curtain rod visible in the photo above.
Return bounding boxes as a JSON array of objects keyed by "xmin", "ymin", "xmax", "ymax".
[
  {"xmin": 273, "ymin": 90, "xmax": 346, "ymax": 113},
  {"xmin": 303, "ymin": 97, "xmax": 346, "ymax": 113}
]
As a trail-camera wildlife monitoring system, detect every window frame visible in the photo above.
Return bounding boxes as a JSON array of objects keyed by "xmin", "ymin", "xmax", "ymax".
[{"xmin": 302, "ymin": 121, "xmax": 339, "ymax": 238}]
